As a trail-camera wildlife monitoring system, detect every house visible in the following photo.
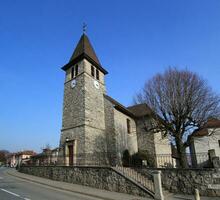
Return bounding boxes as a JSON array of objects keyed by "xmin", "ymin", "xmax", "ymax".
[
  {"xmin": 190, "ymin": 118, "xmax": 220, "ymax": 168},
  {"xmin": 7, "ymin": 151, "xmax": 36, "ymax": 167},
  {"xmin": 16, "ymin": 150, "xmax": 36, "ymax": 166},
  {"xmin": 31, "ymin": 148, "xmax": 59, "ymax": 166},
  {"xmin": 50, "ymin": 148, "xmax": 59, "ymax": 165},
  {"xmin": 58, "ymin": 33, "xmax": 172, "ymax": 167},
  {"xmin": 6, "ymin": 153, "xmax": 16, "ymax": 167}
]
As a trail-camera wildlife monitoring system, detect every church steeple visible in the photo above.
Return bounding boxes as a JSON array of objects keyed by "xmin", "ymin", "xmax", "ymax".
[
  {"xmin": 59, "ymin": 32, "xmax": 107, "ymax": 166},
  {"xmin": 62, "ymin": 33, "xmax": 108, "ymax": 75},
  {"xmin": 69, "ymin": 34, "xmax": 101, "ymax": 65}
]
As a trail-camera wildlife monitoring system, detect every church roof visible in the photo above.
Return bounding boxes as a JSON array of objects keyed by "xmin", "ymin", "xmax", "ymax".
[
  {"xmin": 62, "ymin": 34, "xmax": 108, "ymax": 74},
  {"xmin": 69, "ymin": 33, "xmax": 100, "ymax": 65},
  {"xmin": 127, "ymin": 104, "xmax": 153, "ymax": 118},
  {"xmin": 104, "ymin": 95, "xmax": 135, "ymax": 118},
  {"xmin": 104, "ymin": 95, "xmax": 154, "ymax": 119}
]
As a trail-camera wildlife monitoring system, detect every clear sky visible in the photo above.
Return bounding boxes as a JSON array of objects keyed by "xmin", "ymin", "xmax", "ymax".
[{"xmin": 0, "ymin": 0, "xmax": 220, "ymax": 153}]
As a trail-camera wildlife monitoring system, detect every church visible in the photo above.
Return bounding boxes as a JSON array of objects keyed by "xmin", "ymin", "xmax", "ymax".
[{"xmin": 58, "ymin": 32, "xmax": 172, "ymax": 166}]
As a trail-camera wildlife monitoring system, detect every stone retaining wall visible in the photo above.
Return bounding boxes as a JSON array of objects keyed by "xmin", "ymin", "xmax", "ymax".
[
  {"xmin": 135, "ymin": 168, "xmax": 220, "ymax": 197},
  {"xmin": 19, "ymin": 166, "xmax": 152, "ymax": 198}
]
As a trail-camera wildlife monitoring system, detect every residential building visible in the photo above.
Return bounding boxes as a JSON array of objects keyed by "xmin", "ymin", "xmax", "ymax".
[
  {"xmin": 31, "ymin": 148, "xmax": 59, "ymax": 166},
  {"xmin": 6, "ymin": 153, "xmax": 16, "ymax": 167},
  {"xmin": 190, "ymin": 118, "xmax": 220, "ymax": 168},
  {"xmin": 7, "ymin": 151, "xmax": 36, "ymax": 167}
]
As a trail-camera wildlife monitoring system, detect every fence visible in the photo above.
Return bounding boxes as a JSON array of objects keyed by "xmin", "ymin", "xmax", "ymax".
[
  {"xmin": 154, "ymin": 153, "xmax": 210, "ymax": 168},
  {"xmin": 20, "ymin": 152, "xmax": 212, "ymax": 169}
]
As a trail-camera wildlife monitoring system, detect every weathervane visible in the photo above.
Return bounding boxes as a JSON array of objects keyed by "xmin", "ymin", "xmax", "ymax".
[{"xmin": 83, "ymin": 23, "xmax": 87, "ymax": 34}]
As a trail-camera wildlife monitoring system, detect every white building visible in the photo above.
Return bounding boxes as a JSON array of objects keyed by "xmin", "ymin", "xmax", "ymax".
[{"xmin": 190, "ymin": 118, "xmax": 220, "ymax": 168}]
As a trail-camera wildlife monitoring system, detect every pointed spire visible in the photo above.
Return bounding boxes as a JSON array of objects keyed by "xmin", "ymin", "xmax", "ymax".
[
  {"xmin": 69, "ymin": 33, "xmax": 101, "ymax": 65},
  {"xmin": 62, "ymin": 33, "xmax": 108, "ymax": 74}
]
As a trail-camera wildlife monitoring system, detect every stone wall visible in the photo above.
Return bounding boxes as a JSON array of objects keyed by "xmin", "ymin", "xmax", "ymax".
[
  {"xmin": 135, "ymin": 117, "xmax": 173, "ymax": 168},
  {"xmin": 19, "ymin": 166, "xmax": 152, "ymax": 198},
  {"xmin": 104, "ymin": 98, "xmax": 117, "ymax": 165},
  {"xmin": 136, "ymin": 118, "xmax": 156, "ymax": 166},
  {"xmin": 135, "ymin": 168, "xmax": 220, "ymax": 197}
]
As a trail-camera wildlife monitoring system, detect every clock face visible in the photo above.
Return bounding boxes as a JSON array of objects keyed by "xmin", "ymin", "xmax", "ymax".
[
  {"xmin": 94, "ymin": 80, "xmax": 100, "ymax": 89},
  {"xmin": 71, "ymin": 79, "xmax": 76, "ymax": 88}
]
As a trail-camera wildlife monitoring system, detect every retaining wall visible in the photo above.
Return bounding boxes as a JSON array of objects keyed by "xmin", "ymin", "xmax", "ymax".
[
  {"xmin": 135, "ymin": 168, "xmax": 220, "ymax": 197},
  {"xmin": 19, "ymin": 166, "xmax": 152, "ymax": 198}
]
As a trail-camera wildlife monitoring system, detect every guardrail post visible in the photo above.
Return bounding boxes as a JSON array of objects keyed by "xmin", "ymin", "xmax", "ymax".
[
  {"xmin": 194, "ymin": 189, "xmax": 200, "ymax": 200},
  {"xmin": 153, "ymin": 171, "xmax": 164, "ymax": 200}
]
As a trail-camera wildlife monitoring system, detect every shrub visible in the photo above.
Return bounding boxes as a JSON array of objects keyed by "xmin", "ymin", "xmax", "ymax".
[{"xmin": 122, "ymin": 149, "xmax": 131, "ymax": 167}]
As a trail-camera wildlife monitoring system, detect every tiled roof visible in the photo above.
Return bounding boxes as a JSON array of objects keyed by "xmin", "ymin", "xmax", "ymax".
[
  {"xmin": 62, "ymin": 34, "xmax": 108, "ymax": 74},
  {"xmin": 16, "ymin": 150, "xmax": 36, "ymax": 156},
  {"xmin": 104, "ymin": 95, "xmax": 155, "ymax": 119},
  {"xmin": 192, "ymin": 118, "xmax": 220, "ymax": 137},
  {"xmin": 203, "ymin": 118, "xmax": 220, "ymax": 128},
  {"xmin": 192, "ymin": 128, "xmax": 209, "ymax": 137},
  {"xmin": 69, "ymin": 33, "xmax": 101, "ymax": 65},
  {"xmin": 127, "ymin": 104, "xmax": 153, "ymax": 117}
]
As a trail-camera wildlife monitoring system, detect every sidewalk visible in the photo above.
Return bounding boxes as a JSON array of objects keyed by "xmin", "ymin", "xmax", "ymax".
[
  {"xmin": 7, "ymin": 168, "xmax": 151, "ymax": 200},
  {"xmin": 7, "ymin": 169, "xmax": 219, "ymax": 200}
]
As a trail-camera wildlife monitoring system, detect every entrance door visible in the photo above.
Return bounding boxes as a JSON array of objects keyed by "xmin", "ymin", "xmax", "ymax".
[{"xmin": 68, "ymin": 145, "xmax": 73, "ymax": 166}]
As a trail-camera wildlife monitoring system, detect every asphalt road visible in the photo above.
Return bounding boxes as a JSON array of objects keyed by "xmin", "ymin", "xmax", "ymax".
[{"xmin": 0, "ymin": 167, "xmax": 104, "ymax": 200}]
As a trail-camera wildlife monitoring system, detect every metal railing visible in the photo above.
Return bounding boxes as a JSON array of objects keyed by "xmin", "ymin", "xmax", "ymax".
[
  {"xmin": 113, "ymin": 166, "xmax": 155, "ymax": 193},
  {"xmin": 20, "ymin": 152, "xmax": 212, "ymax": 169}
]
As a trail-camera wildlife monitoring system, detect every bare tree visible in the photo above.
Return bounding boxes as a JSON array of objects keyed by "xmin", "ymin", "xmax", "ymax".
[
  {"xmin": 0, "ymin": 150, "xmax": 10, "ymax": 164},
  {"xmin": 41, "ymin": 143, "xmax": 51, "ymax": 151},
  {"xmin": 135, "ymin": 67, "xmax": 220, "ymax": 168}
]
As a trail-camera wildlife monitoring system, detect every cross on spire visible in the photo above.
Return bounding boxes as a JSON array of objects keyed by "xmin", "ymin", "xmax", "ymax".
[{"xmin": 83, "ymin": 23, "xmax": 87, "ymax": 34}]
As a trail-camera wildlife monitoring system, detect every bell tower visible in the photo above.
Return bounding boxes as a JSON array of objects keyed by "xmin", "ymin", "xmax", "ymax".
[{"xmin": 59, "ymin": 33, "xmax": 108, "ymax": 165}]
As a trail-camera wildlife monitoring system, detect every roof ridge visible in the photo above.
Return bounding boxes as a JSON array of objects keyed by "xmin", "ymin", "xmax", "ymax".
[
  {"xmin": 82, "ymin": 33, "xmax": 85, "ymax": 52},
  {"xmin": 104, "ymin": 94, "xmax": 135, "ymax": 117}
]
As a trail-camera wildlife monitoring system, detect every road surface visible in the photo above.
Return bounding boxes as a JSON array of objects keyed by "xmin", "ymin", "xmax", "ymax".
[{"xmin": 0, "ymin": 167, "xmax": 104, "ymax": 200}]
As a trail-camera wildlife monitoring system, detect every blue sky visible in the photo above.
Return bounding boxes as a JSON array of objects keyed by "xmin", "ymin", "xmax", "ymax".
[{"xmin": 0, "ymin": 0, "xmax": 220, "ymax": 152}]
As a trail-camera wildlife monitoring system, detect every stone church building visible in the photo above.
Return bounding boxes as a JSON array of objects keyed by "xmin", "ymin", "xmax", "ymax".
[{"xmin": 58, "ymin": 33, "xmax": 171, "ymax": 166}]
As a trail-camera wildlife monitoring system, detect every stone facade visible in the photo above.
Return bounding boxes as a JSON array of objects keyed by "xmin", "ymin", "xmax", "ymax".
[
  {"xmin": 135, "ymin": 117, "xmax": 173, "ymax": 167},
  {"xmin": 104, "ymin": 97, "xmax": 116, "ymax": 165},
  {"xmin": 59, "ymin": 57, "xmax": 108, "ymax": 165},
  {"xmin": 19, "ymin": 166, "xmax": 153, "ymax": 198}
]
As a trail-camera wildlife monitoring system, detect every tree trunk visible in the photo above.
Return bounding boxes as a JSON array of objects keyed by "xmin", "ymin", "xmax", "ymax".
[{"xmin": 175, "ymin": 137, "xmax": 188, "ymax": 168}]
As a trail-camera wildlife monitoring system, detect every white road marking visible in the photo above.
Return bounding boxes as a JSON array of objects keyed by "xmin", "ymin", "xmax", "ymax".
[
  {"xmin": 0, "ymin": 188, "xmax": 20, "ymax": 197},
  {"xmin": 0, "ymin": 188, "xmax": 32, "ymax": 200}
]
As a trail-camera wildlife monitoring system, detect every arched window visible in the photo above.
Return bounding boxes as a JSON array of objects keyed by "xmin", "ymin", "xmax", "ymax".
[
  {"xmin": 91, "ymin": 65, "xmax": 95, "ymax": 77},
  {"xmin": 127, "ymin": 119, "xmax": 131, "ymax": 134},
  {"xmin": 96, "ymin": 69, "xmax": 99, "ymax": 80},
  {"xmin": 75, "ymin": 65, "xmax": 78, "ymax": 76},
  {"xmin": 71, "ymin": 66, "xmax": 75, "ymax": 79},
  {"xmin": 71, "ymin": 65, "xmax": 79, "ymax": 79}
]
